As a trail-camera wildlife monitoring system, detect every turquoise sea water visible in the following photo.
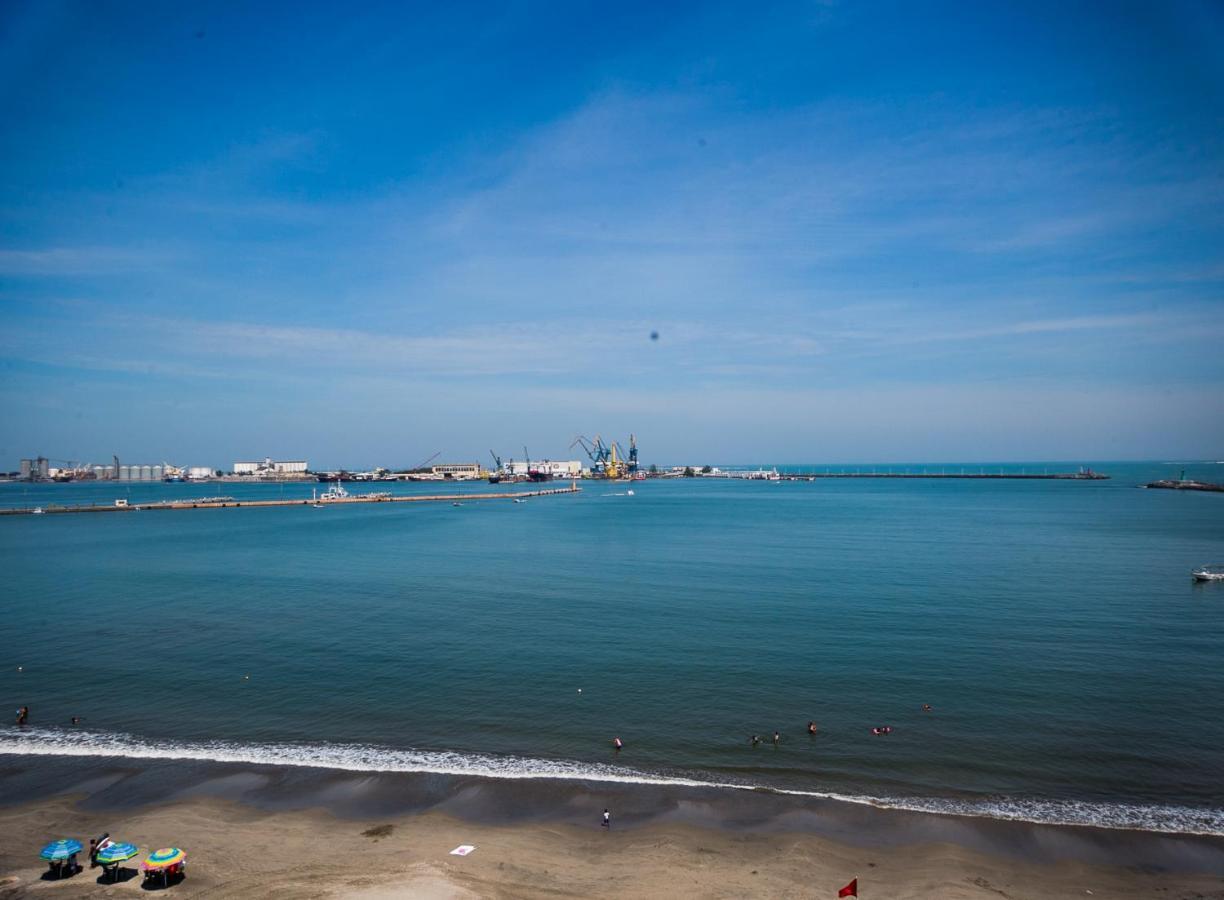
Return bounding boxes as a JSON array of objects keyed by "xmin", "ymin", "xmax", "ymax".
[{"xmin": 2, "ymin": 462, "xmax": 1223, "ymax": 834}]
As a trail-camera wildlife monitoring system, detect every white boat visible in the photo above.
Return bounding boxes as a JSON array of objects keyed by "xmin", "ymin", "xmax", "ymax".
[
  {"xmin": 1192, "ymin": 565, "xmax": 1224, "ymax": 582},
  {"xmin": 318, "ymin": 481, "xmax": 349, "ymax": 501},
  {"xmin": 31, "ymin": 507, "xmax": 44, "ymax": 515}
]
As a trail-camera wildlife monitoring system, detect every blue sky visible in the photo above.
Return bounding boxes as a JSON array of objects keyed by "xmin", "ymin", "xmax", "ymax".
[{"xmin": 1, "ymin": 0, "xmax": 1222, "ymax": 468}]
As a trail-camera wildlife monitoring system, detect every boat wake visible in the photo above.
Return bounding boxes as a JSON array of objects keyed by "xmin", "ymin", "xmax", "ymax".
[{"xmin": 3, "ymin": 728, "xmax": 1222, "ymax": 837}]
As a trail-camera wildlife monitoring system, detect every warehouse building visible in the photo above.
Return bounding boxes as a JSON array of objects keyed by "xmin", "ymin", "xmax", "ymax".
[
  {"xmin": 432, "ymin": 463, "xmax": 481, "ymax": 479},
  {"xmin": 507, "ymin": 459, "xmax": 582, "ymax": 478},
  {"xmin": 233, "ymin": 458, "xmax": 309, "ymax": 475}
]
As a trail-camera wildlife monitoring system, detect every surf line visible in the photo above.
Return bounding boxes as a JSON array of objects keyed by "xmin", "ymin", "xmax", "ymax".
[{"xmin": 2, "ymin": 729, "xmax": 1221, "ymax": 838}]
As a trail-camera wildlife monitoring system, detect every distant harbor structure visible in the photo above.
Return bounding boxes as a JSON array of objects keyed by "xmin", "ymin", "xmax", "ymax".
[
  {"xmin": 661, "ymin": 465, "xmax": 1109, "ymax": 481},
  {"xmin": 233, "ymin": 457, "xmax": 309, "ymax": 476},
  {"xmin": 0, "ymin": 484, "xmax": 581, "ymax": 517},
  {"xmin": 15, "ymin": 455, "xmax": 200, "ymax": 482},
  {"xmin": 1145, "ymin": 472, "xmax": 1224, "ymax": 493},
  {"xmin": 18, "ymin": 457, "xmax": 49, "ymax": 480}
]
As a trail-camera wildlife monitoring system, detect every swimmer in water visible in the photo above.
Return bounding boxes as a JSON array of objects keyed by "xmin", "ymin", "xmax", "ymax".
[
  {"xmin": 70, "ymin": 716, "xmax": 80, "ymax": 725},
  {"xmin": 922, "ymin": 704, "xmax": 932, "ymax": 712},
  {"xmin": 613, "ymin": 736, "xmax": 623, "ymax": 751},
  {"xmin": 807, "ymin": 721, "xmax": 817, "ymax": 735},
  {"xmin": 751, "ymin": 734, "xmax": 761, "ymax": 747}
]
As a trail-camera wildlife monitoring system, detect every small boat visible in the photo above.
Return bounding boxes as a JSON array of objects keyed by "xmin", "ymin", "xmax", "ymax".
[
  {"xmin": 1192, "ymin": 565, "xmax": 1224, "ymax": 582},
  {"xmin": 318, "ymin": 481, "xmax": 349, "ymax": 501},
  {"xmin": 31, "ymin": 507, "xmax": 44, "ymax": 515}
]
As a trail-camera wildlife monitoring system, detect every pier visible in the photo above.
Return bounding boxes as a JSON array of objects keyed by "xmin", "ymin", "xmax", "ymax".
[
  {"xmin": 776, "ymin": 470, "xmax": 1109, "ymax": 480},
  {"xmin": 1144, "ymin": 479, "xmax": 1224, "ymax": 493},
  {"xmin": 0, "ymin": 485, "xmax": 581, "ymax": 517}
]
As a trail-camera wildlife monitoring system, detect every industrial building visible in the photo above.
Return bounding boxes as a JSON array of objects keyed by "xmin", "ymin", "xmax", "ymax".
[
  {"xmin": 432, "ymin": 463, "xmax": 481, "ymax": 479},
  {"xmin": 233, "ymin": 458, "xmax": 309, "ymax": 475},
  {"xmin": 19, "ymin": 458, "xmax": 49, "ymax": 480},
  {"xmin": 507, "ymin": 459, "xmax": 582, "ymax": 478},
  {"xmin": 117, "ymin": 465, "xmax": 165, "ymax": 481}
]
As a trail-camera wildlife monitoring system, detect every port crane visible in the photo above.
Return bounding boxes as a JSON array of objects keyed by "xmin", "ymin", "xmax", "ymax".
[
  {"xmin": 411, "ymin": 451, "xmax": 441, "ymax": 473},
  {"xmin": 570, "ymin": 434, "xmax": 637, "ymax": 479}
]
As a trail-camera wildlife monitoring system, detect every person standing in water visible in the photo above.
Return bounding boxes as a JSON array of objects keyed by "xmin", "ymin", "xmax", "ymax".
[
  {"xmin": 15, "ymin": 706, "xmax": 28, "ymax": 726},
  {"xmin": 773, "ymin": 730, "xmax": 780, "ymax": 746},
  {"xmin": 612, "ymin": 736, "xmax": 623, "ymax": 751},
  {"xmin": 750, "ymin": 734, "xmax": 761, "ymax": 747}
]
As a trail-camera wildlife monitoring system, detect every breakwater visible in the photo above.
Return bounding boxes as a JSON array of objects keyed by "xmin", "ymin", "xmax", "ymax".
[
  {"xmin": 0, "ymin": 484, "xmax": 580, "ymax": 516},
  {"xmin": 1145, "ymin": 479, "xmax": 1224, "ymax": 493},
  {"xmin": 776, "ymin": 471, "xmax": 1109, "ymax": 480}
]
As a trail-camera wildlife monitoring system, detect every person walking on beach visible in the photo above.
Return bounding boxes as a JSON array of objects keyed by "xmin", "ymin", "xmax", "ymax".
[
  {"xmin": 602, "ymin": 809, "xmax": 611, "ymax": 829},
  {"xmin": 15, "ymin": 706, "xmax": 28, "ymax": 726}
]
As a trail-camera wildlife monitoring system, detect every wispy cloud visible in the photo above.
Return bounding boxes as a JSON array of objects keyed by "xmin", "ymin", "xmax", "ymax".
[{"xmin": 0, "ymin": 245, "xmax": 180, "ymax": 276}]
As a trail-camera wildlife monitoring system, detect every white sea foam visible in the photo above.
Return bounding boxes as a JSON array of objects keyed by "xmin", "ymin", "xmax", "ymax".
[{"xmin": 3, "ymin": 728, "xmax": 1222, "ymax": 837}]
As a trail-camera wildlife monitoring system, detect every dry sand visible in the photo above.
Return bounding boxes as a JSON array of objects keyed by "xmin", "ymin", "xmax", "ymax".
[{"xmin": 1, "ymin": 795, "xmax": 1222, "ymax": 899}]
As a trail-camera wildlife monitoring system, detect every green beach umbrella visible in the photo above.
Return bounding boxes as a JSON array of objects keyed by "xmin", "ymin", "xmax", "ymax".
[{"xmin": 96, "ymin": 842, "xmax": 139, "ymax": 865}]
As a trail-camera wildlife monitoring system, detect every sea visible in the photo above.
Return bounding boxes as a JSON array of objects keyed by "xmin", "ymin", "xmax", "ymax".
[{"xmin": 2, "ymin": 461, "xmax": 1223, "ymax": 837}]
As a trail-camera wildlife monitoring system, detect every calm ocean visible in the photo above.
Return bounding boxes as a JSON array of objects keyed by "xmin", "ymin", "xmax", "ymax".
[{"xmin": 3, "ymin": 462, "xmax": 1223, "ymax": 835}]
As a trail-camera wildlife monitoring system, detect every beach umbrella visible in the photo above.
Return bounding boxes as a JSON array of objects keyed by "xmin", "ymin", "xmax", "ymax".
[
  {"xmin": 96, "ymin": 842, "xmax": 139, "ymax": 865},
  {"xmin": 142, "ymin": 847, "xmax": 186, "ymax": 870},
  {"xmin": 39, "ymin": 839, "xmax": 82, "ymax": 861}
]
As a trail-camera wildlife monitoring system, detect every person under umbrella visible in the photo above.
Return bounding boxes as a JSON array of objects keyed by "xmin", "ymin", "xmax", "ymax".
[
  {"xmin": 96, "ymin": 842, "xmax": 139, "ymax": 882},
  {"xmin": 142, "ymin": 847, "xmax": 187, "ymax": 887},
  {"xmin": 39, "ymin": 839, "xmax": 82, "ymax": 879}
]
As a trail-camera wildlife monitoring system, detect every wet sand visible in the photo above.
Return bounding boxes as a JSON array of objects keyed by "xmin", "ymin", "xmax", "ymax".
[{"xmin": 1, "ymin": 760, "xmax": 1223, "ymax": 898}]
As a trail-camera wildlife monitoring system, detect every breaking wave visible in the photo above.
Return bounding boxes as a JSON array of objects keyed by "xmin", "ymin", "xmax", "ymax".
[{"xmin": 3, "ymin": 728, "xmax": 1222, "ymax": 837}]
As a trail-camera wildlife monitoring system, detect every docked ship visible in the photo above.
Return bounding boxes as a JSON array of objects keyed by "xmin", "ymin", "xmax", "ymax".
[{"xmin": 317, "ymin": 482, "xmax": 349, "ymax": 501}]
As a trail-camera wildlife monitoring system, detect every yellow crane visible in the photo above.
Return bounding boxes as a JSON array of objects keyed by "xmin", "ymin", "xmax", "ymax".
[{"xmin": 605, "ymin": 441, "xmax": 621, "ymax": 480}]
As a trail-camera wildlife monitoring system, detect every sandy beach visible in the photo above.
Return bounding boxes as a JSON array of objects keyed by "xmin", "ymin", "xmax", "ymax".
[{"xmin": 2, "ymin": 790, "xmax": 1223, "ymax": 899}]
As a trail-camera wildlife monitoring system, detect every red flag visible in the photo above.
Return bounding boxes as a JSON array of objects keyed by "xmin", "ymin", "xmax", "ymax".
[{"xmin": 838, "ymin": 878, "xmax": 858, "ymax": 898}]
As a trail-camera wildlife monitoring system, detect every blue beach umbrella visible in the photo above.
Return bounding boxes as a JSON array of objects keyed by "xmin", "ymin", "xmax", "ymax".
[
  {"xmin": 39, "ymin": 838, "xmax": 82, "ymax": 861},
  {"xmin": 96, "ymin": 842, "xmax": 139, "ymax": 865}
]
